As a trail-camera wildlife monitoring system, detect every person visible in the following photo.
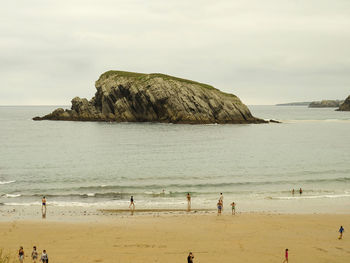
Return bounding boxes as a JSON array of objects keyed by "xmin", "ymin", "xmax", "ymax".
[
  {"xmin": 292, "ymin": 189, "xmax": 295, "ymax": 195},
  {"xmin": 231, "ymin": 202, "xmax": 236, "ymax": 215},
  {"xmin": 219, "ymin": 193, "xmax": 224, "ymax": 209},
  {"xmin": 187, "ymin": 252, "xmax": 194, "ymax": 263},
  {"xmin": 282, "ymin": 248, "xmax": 288, "ymax": 263},
  {"xmin": 187, "ymin": 193, "xmax": 191, "ymax": 210},
  {"xmin": 339, "ymin": 225, "xmax": 344, "ymax": 239},
  {"xmin": 41, "ymin": 250, "xmax": 48, "ymax": 263},
  {"xmin": 299, "ymin": 188, "xmax": 303, "ymax": 195},
  {"xmin": 19, "ymin": 246, "xmax": 24, "ymax": 263},
  {"xmin": 217, "ymin": 200, "xmax": 222, "ymax": 215},
  {"xmin": 42, "ymin": 196, "xmax": 47, "ymax": 215},
  {"xmin": 129, "ymin": 196, "xmax": 135, "ymax": 210},
  {"xmin": 32, "ymin": 246, "xmax": 38, "ymax": 263}
]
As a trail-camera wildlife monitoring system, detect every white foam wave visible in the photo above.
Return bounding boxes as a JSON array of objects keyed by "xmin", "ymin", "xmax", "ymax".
[
  {"xmin": 0, "ymin": 180, "xmax": 15, "ymax": 185},
  {"xmin": 4, "ymin": 194, "xmax": 21, "ymax": 198},
  {"xmin": 271, "ymin": 194, "xmax": 350, "ymax": 200}
]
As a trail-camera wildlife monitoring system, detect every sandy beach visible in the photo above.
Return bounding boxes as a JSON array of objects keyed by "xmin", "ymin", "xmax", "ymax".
[{"xmin": 0, "ymin": 212, "xmax": 349, "ymax": 263}]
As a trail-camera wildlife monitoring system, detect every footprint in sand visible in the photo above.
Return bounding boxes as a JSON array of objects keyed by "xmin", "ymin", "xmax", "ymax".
[
  {"xmin": 314, "ymin": 247, "xmax": 327, "ymax": 253},
  {"xmin": 238, "ymin": 242, "xmax": 244, "ymax": 251}
]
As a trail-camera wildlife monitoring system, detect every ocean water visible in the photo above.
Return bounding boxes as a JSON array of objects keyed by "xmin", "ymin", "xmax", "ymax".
[{"xmin": 0, "ymin": 105, "xmax": 350, "ymax": 213}]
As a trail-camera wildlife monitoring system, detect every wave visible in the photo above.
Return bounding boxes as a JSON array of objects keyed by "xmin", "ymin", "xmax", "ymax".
[
  {"xmin": 72, "ymin": 177, "xmax": 350, "ymax": 191},
  {"xmin": 2, "ymin": 194, "xmax": 21, "ymax": 198},
  {"xmin": 269, "ymin": 194, "xmax": 350, "ymax": 200},
  {"xmin": 0, "ymin": 180, "xmax": 15, "ymax": 185}
]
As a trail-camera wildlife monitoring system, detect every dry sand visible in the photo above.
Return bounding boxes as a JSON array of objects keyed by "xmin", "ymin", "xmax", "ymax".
[{"xmin": 0, "ymin": 213, "xmax": 349, "ymax": 262}]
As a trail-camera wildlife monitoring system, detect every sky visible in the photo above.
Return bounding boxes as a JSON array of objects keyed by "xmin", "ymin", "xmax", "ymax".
[{"xmin": 1, "ymin": 0, "xmax": 350, "ymax": 105}]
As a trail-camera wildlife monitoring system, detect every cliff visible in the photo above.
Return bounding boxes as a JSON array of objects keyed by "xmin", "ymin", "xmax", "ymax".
[
  {"xmin": 33, "ymin": 70, "xmax": 267, "ymax": 124},
  {"xmin": 308, "ymin": 100, "xmax": 343, "ymax": 108},
  {"xmin": 337, "ymin": 95, "xmax": 350, "ymax": 111}
]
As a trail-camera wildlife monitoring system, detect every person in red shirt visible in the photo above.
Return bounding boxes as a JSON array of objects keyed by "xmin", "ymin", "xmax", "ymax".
[{"xmin": 283, "ymin": 248, "xmax": 289, "ymax": 263}]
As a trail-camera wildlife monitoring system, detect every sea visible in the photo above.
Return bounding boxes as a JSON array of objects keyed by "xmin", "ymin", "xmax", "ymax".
[{"xmin": 0, "ymin": 105, "xmax": 350, "ymax": 214}]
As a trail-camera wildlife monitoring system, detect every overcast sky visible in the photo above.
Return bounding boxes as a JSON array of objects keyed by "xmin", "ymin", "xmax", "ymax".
[{"xmin": 1, "ymin": 0, "xmax": 350, "ymax": 105}]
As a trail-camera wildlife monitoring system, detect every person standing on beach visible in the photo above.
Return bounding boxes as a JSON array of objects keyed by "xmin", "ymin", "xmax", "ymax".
[
  {"xmin": 129, "ymin": 196, "xmax": 135, "ymax": 210},
  {"xmin": 219, "ymin": 193, "xmax": 223, "ymax": 209},
  {"xmin": 299, "ymin": 188, "xmax": 303, "ymax": 195},
  {"xmin": 40, "ymin": 250, "xmax": 48, "ymax": 263},
  {"xmin": 231, "ymin": 202, "xmax": 236, "ymax": 215},
  {"xmin": 338, "ymin": 226, "xmax": 344, "ymax": 239},
  {"xmin": 292, "ymin": 189, "xmax": 295, "ymax": 195},
  {"xmin": 31, "ymin": 246, "xmax": 38, "ymax": 263},
  {"xmin": 282, "ymin": 248, "xmax": 288, "ymax": 263},
  {"xmin": 41, "ymin": 196, "xmax": 47, "ymax": 216},
  {"xmin": 18, "ymin": 246, "xmax": 24, "ymax": 263},
  {"xmin": 187, "ymin": 193, "xmax": 191, "ymax": 210},
  {"xmin": 187, "ymin": 252, "xmax": 194, "ymax": 263}
]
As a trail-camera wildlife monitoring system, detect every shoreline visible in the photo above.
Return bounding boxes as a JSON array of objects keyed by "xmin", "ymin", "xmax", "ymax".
[{"xmin": 1, "ymin": 203, "xmax": 350, "ymax": 223}]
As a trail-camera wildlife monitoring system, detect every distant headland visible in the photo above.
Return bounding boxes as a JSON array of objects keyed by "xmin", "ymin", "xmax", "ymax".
[
  {"xmin": 33, "ymin": 70, "xmax": 268, "ymax": 124},
  {"xmin": 276, "ymin": 99, "xmax": 345, "ymax": 108}
]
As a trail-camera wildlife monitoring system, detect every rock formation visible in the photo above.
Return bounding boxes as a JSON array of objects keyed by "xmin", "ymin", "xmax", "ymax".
[
  {"xmin": 308, "ymin": 100, "xmax": 344, "ymax": 108},
  {"xmin": 33, "ymin": 70, "xmax": 267, "ymax": 124},
  {"xmin": 337, "ymin": 95, "xmax": 350, "ymax": 111}
]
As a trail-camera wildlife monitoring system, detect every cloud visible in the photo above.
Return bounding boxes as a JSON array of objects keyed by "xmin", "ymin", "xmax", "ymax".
[{"xmin": 1, "ymin": 0, "xmax": 350, "ymax": 105}]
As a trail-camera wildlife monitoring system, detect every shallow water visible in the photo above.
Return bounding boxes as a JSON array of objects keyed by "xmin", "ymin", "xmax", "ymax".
[{"xmin": 0, "ymin": 105, "xmax": 349, "ymax": 213}]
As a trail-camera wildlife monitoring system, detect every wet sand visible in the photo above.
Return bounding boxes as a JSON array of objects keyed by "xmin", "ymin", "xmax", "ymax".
[{"xmin": 0, "ymin": 213, "xmax": 349, "ymax": 262}]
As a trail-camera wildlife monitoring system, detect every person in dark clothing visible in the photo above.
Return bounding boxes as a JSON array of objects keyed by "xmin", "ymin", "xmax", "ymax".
[{"xmin": 187, "ymin": 252, "xmax": 194, "ymax": 263}]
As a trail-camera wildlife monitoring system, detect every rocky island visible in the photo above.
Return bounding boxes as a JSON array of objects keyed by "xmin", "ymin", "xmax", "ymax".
[
  {"xmin": 33, "ymin": 71, "xmax": 267, "ymax": 124},
  {"xmin": 337, "ymin": 95, "xmax": 350, "ymax": 111}
]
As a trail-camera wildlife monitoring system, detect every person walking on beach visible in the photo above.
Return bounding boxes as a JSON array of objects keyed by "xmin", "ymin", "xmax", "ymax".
[
  {"xmin": 231, "ymin": 202, "xmax": 236, "ymax": 215},
  {"xmin": 187, "ymin": 193, "xmax": 191, "ymax": 210},
  {"xmin": 31, "ymin": 246, "xmax": 38, "ymax": 263},
  {"xmin": 18, "ymin": 246, "xmax": 24, "ymax": 263},
  {"xmin": 299, "ymin": 188, "xmax": 303, "ymax": 195},
  {"xmin": 187, "ymin": 252, "xmax": 194, "ymax": 263},
  {"xmin": 41, "ymin": 196, "xmax": 47, "ymax": 216},
  {"xmin": 129, "ymin": 196, "xmax": 135, "ymax": 210},
  {"xmin": 217, "ymin": 200, "xmax": 222, "ymax": 215},
  {"xmin": 40, "ymin": 250, "xmax": 48, "ymax": 263},
  {"xmin": 282, "ymin": 248, "xmax": 288, "ymax": 263},
  {"xmin": 338, "ymin": 225, "xmax": 344, "ymax": 239}
]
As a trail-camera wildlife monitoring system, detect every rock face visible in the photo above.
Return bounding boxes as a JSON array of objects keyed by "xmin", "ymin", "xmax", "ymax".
[
  {"xmin": 33, "ymin": 71, "xmax": 267, "ymax": 124},
  {"xmin": 337, "ymin": 95, "xmax": 350, "ymax": 111},
  {"xmin": 308, "ymin": 100, "xmax": 344, "ymax": 108}
]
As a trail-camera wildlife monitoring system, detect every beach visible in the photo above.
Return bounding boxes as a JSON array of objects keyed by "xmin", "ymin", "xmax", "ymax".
[
  {"xmin": 0, "ymin": 212, "xmax": 349, "ymax": 262},
  {"xmin": 1, "ymin": 106, "xmax": 350, "ymax": 262}
]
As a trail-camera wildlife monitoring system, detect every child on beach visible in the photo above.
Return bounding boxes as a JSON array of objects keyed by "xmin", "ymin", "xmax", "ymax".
[
  {"xmin": 282, "ymin": 248, "xmax": 288, "ymax": 263},
  {"xmin": 41, "ymin": 250, "xmax": 48, "ymax": 263},
  {"xmin": 231, "ymin": 202, "xmax": 236, "ymax": 215},
  {"xmin": 32, "ymin": 246, "xmax": 38, "ymax": 263},
  {"xmin": 217, "ymin": 200, "xmax": 222, "ymax": 215},
  {"xmin": 18, "ymin": 246, "xmax": 24, "ymax": 263},
  {"xmin": 338, "ymin": 226, "xmax": 344, "ymax": 239}
]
